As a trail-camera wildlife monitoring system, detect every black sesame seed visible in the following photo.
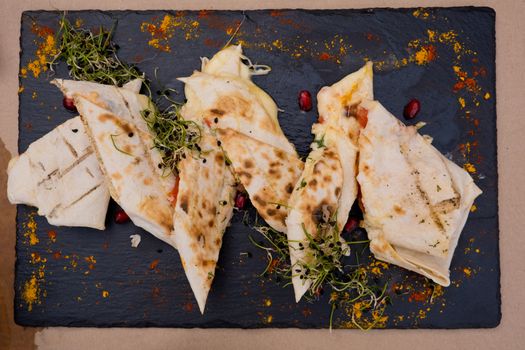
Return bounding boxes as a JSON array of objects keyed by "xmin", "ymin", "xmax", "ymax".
[
  {"xmin": 128, "ymin": 132, "xmax": 134, "ymax": 137},
  {"xmin": 214, "ymin": 117, "xmax": 219, "ymax": 123},
  {"xmin": 71, "ymin": 128, "xmax": 78, "ymax": 133},
  {"xmin": 276, "ymin": 205, "xmax": 281, "ymax": 209},
  {"xmin": 202, "ymin": 158, "xmax": 207, "ymax": 163},
  {"xmin": 158, "ymin": 163, "xmax": 162, "ymax": 169},
  {"xmin": 217, "ymin": 140, "xmax": 222, "ymax": 147}
]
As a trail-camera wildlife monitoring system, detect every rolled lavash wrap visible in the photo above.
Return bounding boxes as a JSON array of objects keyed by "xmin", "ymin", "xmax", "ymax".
[
  {"xmin": 356, "ymin": 99, "xmax": 482, "ymax": 286},
  {"xmin": 285, "ymin": 62, "xmax": 373, "ymax": 302}
]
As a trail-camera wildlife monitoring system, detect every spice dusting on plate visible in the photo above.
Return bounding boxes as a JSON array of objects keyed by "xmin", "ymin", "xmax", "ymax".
[
  {"xmin": 20, "ymin": 23, "xmax": 58, "ymax": 78},
  {"xmin": 141, "ymin": 13, "xmax": 200, "ymax": 52},
  {"xmin": 23, "ymin": 212, "xmax": 39, "ymax": 246}
]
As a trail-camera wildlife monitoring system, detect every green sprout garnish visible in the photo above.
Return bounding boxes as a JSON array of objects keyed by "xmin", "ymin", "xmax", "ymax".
[
  {"xmin": 142, "ymin": 103, "xmax": 202, "ymax": 173},
  {"xmin": 250, "ymin": 218, "xmax": 388, "ymax": 330},
  {"xmin": 110, "ymin": 134, "xmax": 134, "ymax": 157},
  {"xmin": 50, "ymin": 16, "xmax": 142, "ymax": 86},
  {"xmin": 49, "ymin": 15, "xmax": 203, "ymax": 174},
  {"xmin": 313, "ymin": 134, "xmax": 326, "ymax": 148}
]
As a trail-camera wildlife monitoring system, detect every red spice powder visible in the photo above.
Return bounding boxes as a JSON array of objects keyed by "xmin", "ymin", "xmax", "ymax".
[
  {"xmin": 149, "ymin": 259, "xmax": 160, "ymax": 270},
  {"xmin": 198, "ymin": 10, "xmax": 210, "ymax": 18},
  {"xmin": 408, "ymin": 288, "xmax": 431, "ymax": 303},
  {"xmin": 47, "ymin": 230, "xmax": 57, "ymax": 242},
  {"xmin": 31, "ymin": 23, "xmax": 54, "ymax": 37},
  {"xmin": 319, "ymin": 52, "xmax": 333, "ymax": 61},
  {"xmin": 183, "ymin": 302, "xmax": 194, "ymax": 312}
]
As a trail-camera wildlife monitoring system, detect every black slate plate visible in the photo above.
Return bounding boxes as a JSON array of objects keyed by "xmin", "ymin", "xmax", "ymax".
[{"xmin": 15, "ymin": 8, "xmax": 499, "ymax": 328}]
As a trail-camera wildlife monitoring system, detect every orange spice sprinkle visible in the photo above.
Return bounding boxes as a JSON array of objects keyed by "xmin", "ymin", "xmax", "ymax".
[{"xmin": 149, "ymin": 259, "xmax": 160, "ymax": 270}]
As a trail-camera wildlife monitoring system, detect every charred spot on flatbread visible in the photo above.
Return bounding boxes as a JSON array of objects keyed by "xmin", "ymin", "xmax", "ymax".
[
  {"xmin": 179, "ymin": 194, "xmax": 189, "ymax": 214},
  {"xmin": 215, "ymin": 94, "xmax": 252, "ymax": 120},
  {"xmin": 215, "ymin": 153, "xmax": 224, "ymax": 164},
  {"xmin": 244, "ymin": 159, "xmax": 254, "ymax": 169},
  {"xmin": 210, "ymin": 108, "xmax": 225, "ymax": 116},
  {"xmin": 97, "ymin": 113, "xmax": 134, "ymax": 134}
]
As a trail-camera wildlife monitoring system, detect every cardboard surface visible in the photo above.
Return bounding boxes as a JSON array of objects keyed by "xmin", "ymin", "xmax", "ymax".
[{"xmin": 1, "ymin": 0, "xmax": 524, "ymax": 349}]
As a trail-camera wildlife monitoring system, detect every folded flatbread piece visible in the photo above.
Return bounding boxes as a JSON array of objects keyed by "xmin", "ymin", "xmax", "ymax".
[
  {"xmin": 172, "ymin": 134, "xmax": 236, "ymax": 313},
  {"xmin": 285, "ymin": 63, "xmax": 373, "ymax": 302},
  {"xmin": 7, "ymin": 117, "xmax": 110, "ymax": 229},
  {"xmin": 180, "ymin": 45, "xmax": 302, "ymax": 232},
  {"xmin": 6, "ymin": 80, "xmax": 143, "ymax": 229},
  {"xmin": 52, "ymin": 79, "xmax": 176, "ymax": 246},
  {"xmin": 357, "ymin": 99, "xmax": 482, "ymax": 286}
]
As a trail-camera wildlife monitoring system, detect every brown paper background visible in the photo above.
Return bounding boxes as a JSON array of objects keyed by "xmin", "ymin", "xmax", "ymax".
[{"xmin": 1, "ymin": 0, "xmax": 524, "ymax": 349}]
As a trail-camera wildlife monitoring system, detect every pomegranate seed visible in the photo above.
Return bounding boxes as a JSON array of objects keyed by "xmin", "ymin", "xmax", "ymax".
[
  {"xmin": 235, "ymin": 193, "xmax": 247, "ymax": 209},
  {"xmin": 403, "ymin": 98, "xmax": 421, "ymax": 120},
  {"xmin": 344, "ymin": 216, "xmax": 359, "ymax": 233},
  {"xmin": 63, "ymin": 96, "xmax": 77, "ymax": 112},
  {"xmin": 114, "ymin": 209, "xmax": 130, "ymax": 224},
  {"xmin": 298, "ymin": 90, "xmax": 313, "ymax": 111}
]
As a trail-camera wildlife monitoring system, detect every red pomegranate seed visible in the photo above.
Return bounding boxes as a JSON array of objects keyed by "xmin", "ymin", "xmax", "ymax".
[
  {"xmin": 298, "ymin": 90, "xmax": 313, "ymax": 111},
  {"xmin": 344, "ymin": 216, "xmax": 359, "ymax": 233},
  {"xmin": 403, "ymin": 98, "xmax": 421, "ymax": 120},
  {"xmin": 63, "ymin": 96, "xmax": 77, "ymax": 112},
  {"xmin": 114, "ymin": 209, "xmax": 130, "ymax": 224},
  {"xmin": 235, "ymin": 193, "xmax": 247, "ymax": 209}
]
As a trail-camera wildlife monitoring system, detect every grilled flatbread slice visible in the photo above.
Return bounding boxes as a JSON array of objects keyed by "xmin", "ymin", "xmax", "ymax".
[
  {"xmin": 52, "ymin": 79, "xmax": 176, "ymax": 247},
  {"xmin": 6, "ymin": 80, "xmax": 144, "ymax": 229},
  {"xmin": 357, "ymin": 99, "xmax": 482, "ymax": 286},
  {"xmin": 173, "ymin": 134, "xmax": 236, "ymax": 314},
  {"xmin": 173, "ymin": 45, "xmax": 265, "ymax": 312},
  {"xmin": 218, "ymin": 128, "xmax": 303, "ymax": 232},
  {"xmin": 286, "ymin": 63, "xmax": 373, "ymax": 302},
  {"xmin": 7, "ymin": 117, "xmax": 110, "ymax": 229},
  {"xmin": 180, "ymin": 45, "xmax": 302, "ymax": 232}
]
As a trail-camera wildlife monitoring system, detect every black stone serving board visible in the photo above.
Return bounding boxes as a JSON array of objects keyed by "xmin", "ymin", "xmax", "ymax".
[{"xmin": 15, "ymin": 8, "xmax": 499, "ymax": 328}]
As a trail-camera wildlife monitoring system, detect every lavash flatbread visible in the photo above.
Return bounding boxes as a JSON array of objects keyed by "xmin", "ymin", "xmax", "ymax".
[
  {"xmin": 285, "ymin": 63, "xmax": 373, "ymax": 301},
  {"xmin": 52, "ymin": 79, "xmax": 176, "ymax": 247},
  {"xmin": 180, "ymin": 45, "xmax": 302, "ymax": 233},
  {"xmin": 172, "ymin": 134, "xmax": 236, "ymax": 313},
  {"xmin": 7, "ymin": 117, "xmax": 110, "ymax": 229},
  {"xmin": 6, "ymin": 80, "xmax": 143, "ymax": 229},
  {"xmin": 172, "ymin": 46, "xmax": 243, "ymax": 313},
  {"xmin": 357, "ymin": 99, "xmax": 482, "ymax": 286}
]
